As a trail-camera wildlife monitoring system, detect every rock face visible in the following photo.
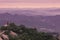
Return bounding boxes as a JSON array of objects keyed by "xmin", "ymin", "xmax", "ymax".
[
  {"xmin": 0, "ymin": 31, "xmax": 9, "ymax": 40},
  {"xmin": 0, "ymin": 37, "xmax": 3, "ymax": 40},
  {"xmin": 0, "ymin": 30, "xmax": 17, "ymax": 40},
  {"xmin": 10, "ymin": 31, "xmax": 17, "ymax": 37},
  {"xmin": 2, "ymin": 34, "xmax": 9, "ymax": 40}
]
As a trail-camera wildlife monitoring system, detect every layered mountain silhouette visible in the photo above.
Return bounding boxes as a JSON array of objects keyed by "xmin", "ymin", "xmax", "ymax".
[{"xmin": 0, "ymin": 13, "xmax": 60, "ymax": 33}]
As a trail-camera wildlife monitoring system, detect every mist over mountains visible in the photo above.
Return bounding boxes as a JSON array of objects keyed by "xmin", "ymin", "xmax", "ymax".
[
  {"xmin": 0, "ymin": 8, "xmax": 60, "ymax": 16},
  {"xmin": 0, "ymin": 8, "xmax": 60, "ymax": 33},
  {"xmin": 0, "ymin": 13, "xmax": 60, "ymax": 33}
]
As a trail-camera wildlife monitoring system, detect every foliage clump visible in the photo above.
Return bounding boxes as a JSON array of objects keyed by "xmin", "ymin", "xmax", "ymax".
[{"xmin": 0, "ymin": 23, "xmax": 58, "ymax": 40}]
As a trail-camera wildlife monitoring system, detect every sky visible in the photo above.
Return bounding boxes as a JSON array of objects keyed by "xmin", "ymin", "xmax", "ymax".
[{"xmin": 0, "ymin": 0, "xmax": 60, "ymax": 8}]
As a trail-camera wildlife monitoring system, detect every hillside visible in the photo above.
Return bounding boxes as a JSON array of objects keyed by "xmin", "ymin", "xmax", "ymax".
[{"xmin": 0, "ymin": 23, "xmax": 58, "ymax": 40}]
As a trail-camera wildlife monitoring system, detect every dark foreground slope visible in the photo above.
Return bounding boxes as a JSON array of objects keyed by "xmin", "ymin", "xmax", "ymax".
[{"xmin": 0, "ymin": 23, "xmax": 58, "ymax": 40}]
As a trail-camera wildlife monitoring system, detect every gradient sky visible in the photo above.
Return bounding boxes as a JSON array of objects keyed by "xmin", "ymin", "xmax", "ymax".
[{"xmin": 0, "ymin": 0, "xmax": 60, "ymax": 8}]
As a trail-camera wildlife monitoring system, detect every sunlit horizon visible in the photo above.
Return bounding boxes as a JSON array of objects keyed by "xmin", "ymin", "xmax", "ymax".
[{"xmin": 0, "ymin": 3, "xmax": 60, "ymax": 8}]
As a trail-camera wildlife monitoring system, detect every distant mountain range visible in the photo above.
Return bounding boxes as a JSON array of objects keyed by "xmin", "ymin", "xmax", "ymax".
[
  {"xmin": 0, "ymin": 13, "xmax": 60, "ymax": 33},
  {"xmin": 0, "ymin": 8, "xmax": 60, "ymax": 16}
]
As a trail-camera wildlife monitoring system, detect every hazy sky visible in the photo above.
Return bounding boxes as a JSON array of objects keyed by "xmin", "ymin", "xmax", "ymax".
[
  {"xmin": 0, "ymin": 0, "xmax": 60, "ymax": 8},
  {"xmin": 0, "ymin": 0, "xmax": 60, "ymax": 3}
]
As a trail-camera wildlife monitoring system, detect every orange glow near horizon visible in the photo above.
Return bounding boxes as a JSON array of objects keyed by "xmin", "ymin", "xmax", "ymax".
[{"xmin": 0, "ymin": 3, "xmax": 60, "ymax": 8}]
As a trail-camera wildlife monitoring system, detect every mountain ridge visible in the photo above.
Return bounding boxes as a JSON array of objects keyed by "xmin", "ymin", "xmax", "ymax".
[{"xmin": 0, "ymin": 13, "xmax": 60, "ymax": 33}]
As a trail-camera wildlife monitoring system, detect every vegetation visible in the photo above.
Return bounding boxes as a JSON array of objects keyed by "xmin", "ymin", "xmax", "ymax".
[{"xmin": 0, "ymin": 23, "xmax": 58, "ymax": 40}]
